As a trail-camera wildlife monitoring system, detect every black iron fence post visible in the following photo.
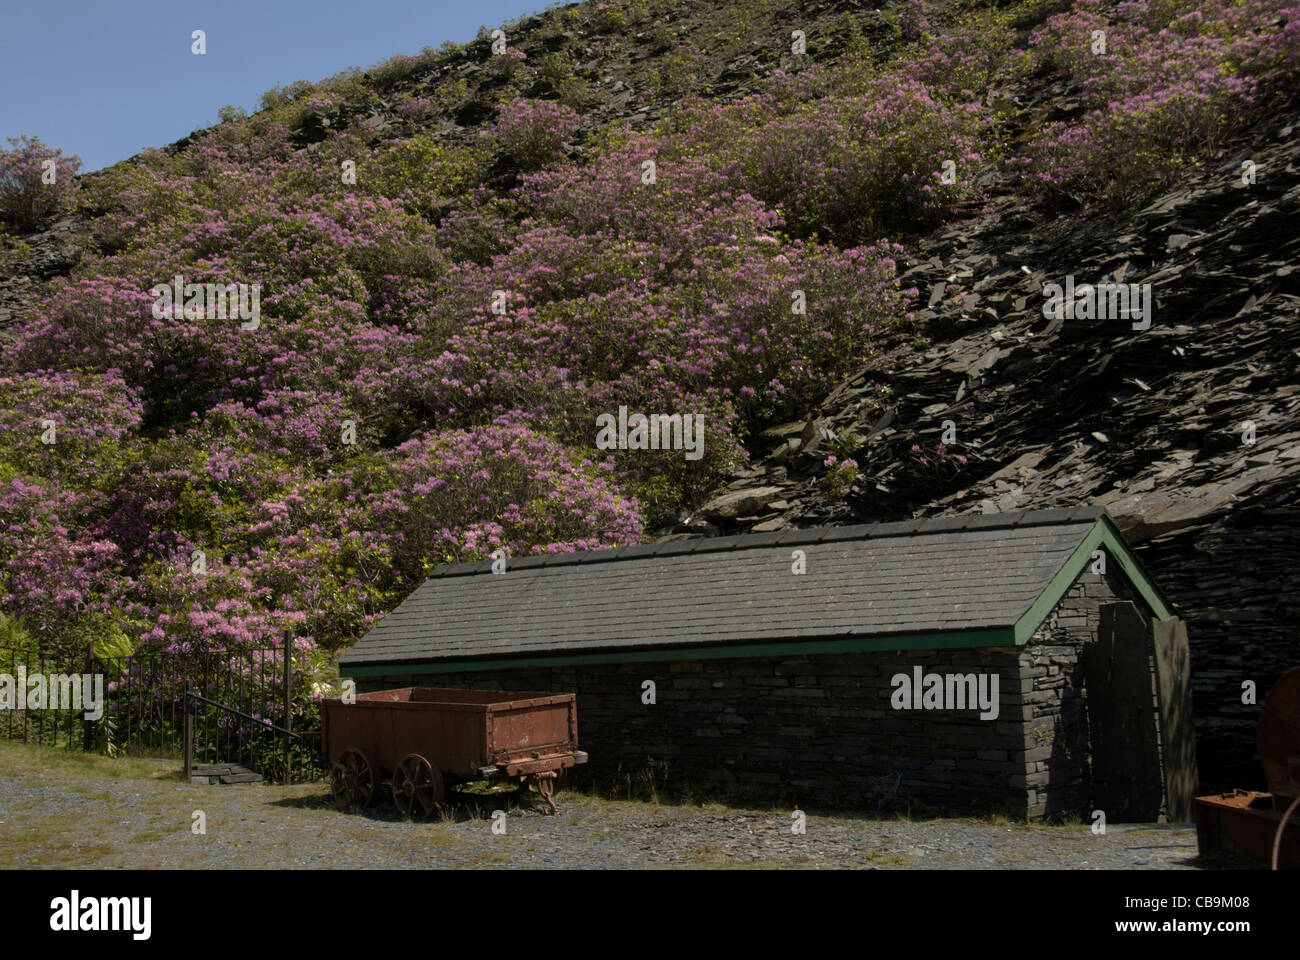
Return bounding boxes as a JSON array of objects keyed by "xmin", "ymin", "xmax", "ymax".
[
  {"xmin": 83, "ymin": 648, "xmax": 94, "ymax": 752},
  {"xmin": 283, "ymin": 633, "xmax": 292, "ymax": 786},
  {"xmin": 183, "ymin": 690, "xmax": 193, "ymax": 781}
]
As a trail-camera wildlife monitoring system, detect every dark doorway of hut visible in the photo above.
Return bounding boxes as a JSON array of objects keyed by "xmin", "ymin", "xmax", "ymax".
[{"xmin": 1082, "ymin": 602, "xmax": 1199, "ymax": 823}]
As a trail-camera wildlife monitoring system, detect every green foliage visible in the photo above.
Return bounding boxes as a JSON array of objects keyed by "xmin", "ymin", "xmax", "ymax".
[
  {"xmin": 595, "ymin": 5, "xmax": 627, "ymax": 33},
  {"xmin": 0, "ymin": 232, "xmax": 32, "ymax": 264},
  {"xmin": 489, "ymin": 48, "xmax": 528, "ymax": 81},
  {"xmin": 492, "ymin": 100, "xmax": 580, "ymax": 171},
  {"xmin": 317, "ymin": 67, "xmax": 376, "ymax": 109},
  {"xmin": 649, "ymin": 21, "xmax": 677, "ymax": 53},
  {"xmin": 624, "ymin": 443, "xmax": 746, "ymax": 527},
  {"xmin": 0, "ymin": 610, "xmax": 36, "ymax": 656},
  {"xmin": 538, "ymin": 51, "xmax": 573, "ymax": 87},
  {"xmin": 556, "ymin": 77, "xmax": 602, "ymax": 112},
  {"xmin": 0, "ymin": 135, "xmax": 81, "ymax": 233},
  {"xmin": 649, "ymin": 46, "xmax": 708, "ymax": 98},
  {"xmin": 435, "ymin": 190, "xmax": 524, "ymax": 265},
  {"xmin": 92, "ymin": 621, "xmax": 136, "ymax": 660},
  {"xmin": 368, "ymin": 52, "xmax": 436, "ymax": 90},
  {"xmin": 827, "ymin": 427, "xmax": 864, "ymax": 462},
  {"xmin": 258, "ymin": 80, "xmax": 315, "ymax": 112},
  {"xmin": 824, "ymin": 459, "xmax": 860, "ymax": 499},
  {"xmin": 37, "ymin": 614, "xmax": 123, "ymax": 668},
  {"xmin": 361, "ymin": 136, "xmax": 489, "ymax": 217},
  {"xmin": 431, "ymin": 77, "xmax": 470, "ymax": 115},
  {"xmin": 1009, "ymin": 0, "xmax": 1070, "ymax": 31}
]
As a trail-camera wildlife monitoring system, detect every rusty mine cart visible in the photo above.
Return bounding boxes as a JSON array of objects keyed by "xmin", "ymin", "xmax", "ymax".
[{"xmin": 321, "ymin": 688, "xmax": 588, "ymax": 816}]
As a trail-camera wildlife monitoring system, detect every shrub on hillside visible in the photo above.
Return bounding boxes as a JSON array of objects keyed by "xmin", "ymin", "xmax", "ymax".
[
  {"xmin": 434, "ymin": 186, "xmax": 522, "ymax": 264},
  {"xmin": 368, "ymin": 51, "xmax": 438, "ymax": 90},
  {"xmin": 490, "ymin": 99, "xmax": 580, "ymax": 170},
  {"xmin": 1020, "ymin": 0, "xmax": 1300, "ymax": 209},
  {"xmin": 899, "ymin": 0, "xmax": 932, "ymax": 40},
  {"xmin": 1024, "ymin": 86, "xmax": 1234, "ymax": 209},
  {"xmin": 258, "ymin": 80, "xmax": 314, "ymax": 112},
  {"xmin": 362, "ymin": 135, "xmax": 488, "ymax": 216},
  {"xmin": 555, "ymin": 77, "xmax": 603, "ymax": 113},
  {"xmin": 354, "ymin": 416, "xmax": 643, "ymax": 580},
  {"xmin": 537, "ymin": 51, "xmax": 573, "ymax": 88},
  {"xmin": 397, "ymin": 97, "xmax": 435, "ymax": 122},
  {"xmin": 0, "ymin": 136, "xmax": 81, "ymax": 233},
  {"xmin": 489, "ymin": 46, "xmax": 528, "ymax": 80},
  {"xmin": 0, "ymin": 475, "xmax": 120, "ymax": 660},
  {"xmin": 0, "ymin": 371, "xmax": 142, "ymax": 489},
  {"xmin": 658, "ymin": 79, "xmax": 988, "ymax": 243}
]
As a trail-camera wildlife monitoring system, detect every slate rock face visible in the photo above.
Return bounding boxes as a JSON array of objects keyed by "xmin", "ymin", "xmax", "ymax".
[
  {"xmin": 661, "ymin": 109, "xmax": 1300, "ymax": 789},
  {"xmin": 0, "ymin": 217, "xmax": 85, "ymax": 340}
]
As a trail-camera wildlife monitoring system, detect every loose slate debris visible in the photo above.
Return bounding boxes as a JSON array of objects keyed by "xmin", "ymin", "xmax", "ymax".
[{"xmin": 190, "ymin": 764, "xmax": 264, "ymax": 785}]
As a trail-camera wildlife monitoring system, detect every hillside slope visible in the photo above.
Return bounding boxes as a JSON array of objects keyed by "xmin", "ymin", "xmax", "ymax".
[{"xmin": 2, "ymin": 0, "xmax": 1297, "ymax": 789}]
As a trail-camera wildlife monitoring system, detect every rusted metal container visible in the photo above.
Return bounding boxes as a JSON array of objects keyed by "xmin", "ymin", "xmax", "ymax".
[
  {"xmin": 321, "ymin": 688, "xmax": 587, "ymax": 816},
  {"xmin": 1195, "ymin": 791, "xmax": 1299, "ymax": 868},
  {"xmin": 1195, "ymin": 667, "xmax": 1300, "ymax": 868}
]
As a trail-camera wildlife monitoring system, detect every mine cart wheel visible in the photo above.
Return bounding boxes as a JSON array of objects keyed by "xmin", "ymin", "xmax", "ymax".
[
  {"xmin": 332, "ymin": 748, "xmax": 375, "ymax": 812},
  {"xmin": 392, "ymin": 753, "xmax": 444, "ymax": 818}
]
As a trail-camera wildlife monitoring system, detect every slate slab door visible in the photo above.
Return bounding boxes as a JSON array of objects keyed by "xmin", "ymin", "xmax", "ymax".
[
  {"xmin": 1082, "ymin": 602, "xmax": 1164, "ymax": 821},
  {"xmin": 1152, "ymin": 616, "xmax": 1199, "ymax": 822}
]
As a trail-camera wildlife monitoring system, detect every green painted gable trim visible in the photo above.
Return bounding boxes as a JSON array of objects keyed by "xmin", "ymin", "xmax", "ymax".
[
  {"xmin": 338, "ymin": 627, "xmax": 1017, "ymax": 677},
  {"xmin": 1012, "ymin": 515, "xmax": 1176, "ymax": 644}
]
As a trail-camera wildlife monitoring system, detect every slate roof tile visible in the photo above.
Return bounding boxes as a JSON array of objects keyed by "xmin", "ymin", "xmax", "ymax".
[{"xmin": 340, "ymin": 508, "xmax": 1107, "ymax": 665}]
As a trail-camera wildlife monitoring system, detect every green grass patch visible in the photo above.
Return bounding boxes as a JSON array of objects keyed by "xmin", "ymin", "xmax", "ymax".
[{"xmin": 0, "ymin": 738, "xmax": 180, "ymax": 781}]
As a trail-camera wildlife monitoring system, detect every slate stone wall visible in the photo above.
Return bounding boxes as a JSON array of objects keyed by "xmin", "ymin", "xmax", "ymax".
[
  {"xmin": 360, "ymin": 648, "xmax": 1029, "ymax": 812},
  {"xmin": 1133, "ymin": 512, "xmax": 1300, "ymax": 791},
  {"xmin": 1020, "ymin": 562, "xmax": 1157, "ymax": 817},
  {"xmin": 357, "ymin": 565, "xmax": 1160, "ymax": 817}
]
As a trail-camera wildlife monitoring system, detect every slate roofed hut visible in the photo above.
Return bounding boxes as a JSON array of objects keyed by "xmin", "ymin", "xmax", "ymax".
[{"xmin": 338, "ymin": 506, "xmax": 1197, "ymax": 819}]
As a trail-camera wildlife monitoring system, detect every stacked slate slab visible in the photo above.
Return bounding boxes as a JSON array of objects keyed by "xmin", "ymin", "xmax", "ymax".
[
  {"xmin": 339, "ymin": 506, "xmax": 1180, "ymax": 817},
  {"xmin": 189, "ymin": 764, "xmax": 264, "ymax": 785}
]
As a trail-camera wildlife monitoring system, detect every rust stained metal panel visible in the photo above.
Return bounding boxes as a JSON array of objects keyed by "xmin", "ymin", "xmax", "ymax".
[
  {"xmin": 1195, "ymin": 791, "xmax": 1300, "ymax": 869},
  {"xmin": 486, "ymin": 695, "xmax": 578, "ymax": 765},
  {"xmin": 321, "ymin": 688, "xmax": 581, "ymax": 783},
  {"xmin": 503, "ymin": 755, "xmax": 581, "ymax": 777}
]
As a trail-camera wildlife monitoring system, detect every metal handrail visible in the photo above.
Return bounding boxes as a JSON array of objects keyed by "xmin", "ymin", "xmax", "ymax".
[{"xmin": 183, "ymin": 688, "xmax": 324, "ymax": 783}]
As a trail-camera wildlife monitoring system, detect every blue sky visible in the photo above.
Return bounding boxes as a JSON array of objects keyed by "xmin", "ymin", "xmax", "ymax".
[{"xmin": 0, "ymin": 0, "xmax": 553, "ymax": 173}]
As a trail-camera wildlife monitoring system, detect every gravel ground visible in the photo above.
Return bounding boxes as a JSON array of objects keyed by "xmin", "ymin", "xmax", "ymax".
[{"xmin": 0, "ymin": 752, "xmax": 1219, "ymax": 869}]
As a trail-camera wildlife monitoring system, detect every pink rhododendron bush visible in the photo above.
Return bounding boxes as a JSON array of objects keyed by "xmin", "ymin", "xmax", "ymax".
[
  {"xmin": 0, "ymin": 0, "xmax": 1295, "ymax": 666},
  {"xmin": 490, "ymin": 99, "xmax": 581, "ymax": 170},
  {"xmin": 0, "ymin": 135, "xmax": 81, "ymax": 231},
  {"xmin": 1020, "ymin": 0, "xmax": 1300, "ymax": 208}
]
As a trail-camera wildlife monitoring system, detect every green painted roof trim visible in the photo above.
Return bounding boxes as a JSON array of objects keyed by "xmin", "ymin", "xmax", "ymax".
[
  {"xmin": 338, "ymin": 627, "xmax": 1017, "ymax": 677},
  {"xmin": 1011, "ymin": 514, "xmax": 1176, "ymax": 644}
]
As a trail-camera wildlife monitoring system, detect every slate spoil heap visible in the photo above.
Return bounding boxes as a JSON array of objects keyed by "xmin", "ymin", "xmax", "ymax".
[{"xmin": 671, "ymin": 110, "xmax": 1300, "ymax": 790}]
